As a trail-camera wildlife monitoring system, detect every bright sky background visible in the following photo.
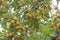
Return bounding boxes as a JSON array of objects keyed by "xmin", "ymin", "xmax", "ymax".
[
  {"xmin": 52, "ymin": 0, "xmax": 60, "ymax": 9},
  {"xmin": 0, "ymin": 0, "xmax": 60, "ymax": 32}
]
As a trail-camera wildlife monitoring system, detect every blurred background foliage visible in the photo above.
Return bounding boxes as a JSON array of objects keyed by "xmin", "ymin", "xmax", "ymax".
[{"xmin": 0, "ymin": 0, "xmax": 60, "ymax": 40}]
